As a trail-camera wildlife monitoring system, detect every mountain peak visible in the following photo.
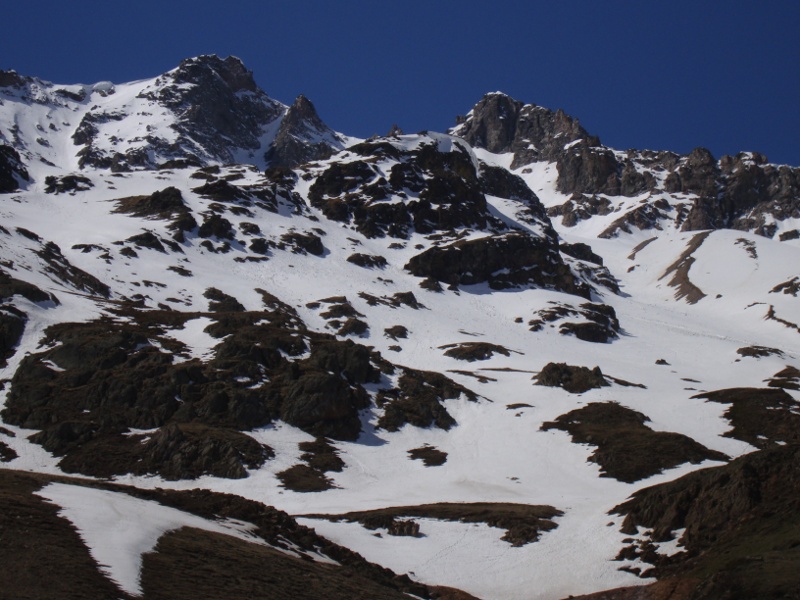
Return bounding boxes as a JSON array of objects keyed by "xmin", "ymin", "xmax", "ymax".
[
  {"xmin": 452, "ymin": 93, "xmax": 598, "ymax": 167},
  {"xmin": 264, "ymin": 94, "xmax": 344, "ymax": 168},
  {"xmin": 170, "ymin": 54, "xmax": 258, "ymax": 93},
  {"xmin": 0, "ymin": 69, "xmax": 28, "ymax": 89}
]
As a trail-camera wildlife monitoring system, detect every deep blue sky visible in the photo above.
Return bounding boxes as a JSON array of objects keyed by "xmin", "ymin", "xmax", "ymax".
[{"xmin": 4, "ymin": 1, "xmax": 799, "ymax": 165}]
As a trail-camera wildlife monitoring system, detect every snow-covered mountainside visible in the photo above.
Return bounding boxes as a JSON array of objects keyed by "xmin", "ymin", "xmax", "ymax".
[{"xmin": 1, "ymin": 55, "xmax": 799, "ymax": 600}]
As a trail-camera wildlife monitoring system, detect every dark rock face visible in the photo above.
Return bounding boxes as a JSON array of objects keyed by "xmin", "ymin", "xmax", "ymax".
[
  {"xmin": 528, "ymin": 301, "xmax": 621, "ymax": 343},
  {"xmin": 453, "ymin": 93, "xmax": 598, "ymax": 167},
  {"xmin": 541, "ymin": 402, "xmax": 728, "ymax": 483},
  {"xmin": 0, "ymin": 293, "xmax": 407, "ymax": 473},
  {"xmin": 559, "ymin": 242, "xmax": 603, "ymax": 265},
  {"xmin": 113, "ymin": 187, "xmax": 198, "ymax": 241},
  {"xmin": 692, "ymin": 387, "xmax": 800, "ymax": 448},
  {"xmin": 405, "ymin": 232, "xmax": 590, "ymax": 297},
  {"xmin": 548, "ymin": 194, "xmax": 613, "ymax": 227},
  {"xmin": 668, "ymin": 150, "xmax": 800, "ymax": 236},
  {"xmin": 51, "ymin": 423, "xmax": 274, "ymax": 480},
  {"xmin": 454, "ymin": 93, "xmax": 522, "ymax": 155},
  {"xmin": 33, "ymin": 240, "xmax": 111, "ymax": 298},
  {"xmin": 0, "ymin": 70, "xmax": 28, "ymax": 89},
  {"xmin": 534, "ymin": 363, "xmax": 609, "ymax": 394},
  {"xmin": 0, "ymin": 145, "xmax": 29, "ymax": 193},
  {"xmin": 204, "ymin": 287, "xmax": 245, "ymax": 312},
  {"xmin": 454, "ymin": 95, "xmax": 670, "ymax": 202},
  {"xmin": 440, "ymin": 342, "xmax": 515, "ymax": 362},
  {"xmin": 377, "ymin": 368, "xmax": 478, "ymax": 432},
  {"xmin": 347, "ymin": 253, "xmax": 388, "ymax": 269},
  {"xmin": 308, "ymin": 136, "xmax": 504, "ymax": 239},
  {"xmin": 556, "ymin": 147, "xmax": 620, "ymax": 196},
  {"xmin": 277, "ymin": 437, "xmax": 345, "ymax": 492},
  {"xmin": 558, "ymin": 302, "xmax": 620, "ymax": 343},
  {"xmin": 43, "ymin": 174, "xmax": 93, "ymax": 194},
  {"xmin": 0, "ymin": 270, "xmax": 59, "ymax": 305},
  {"xmin": 265, "ymin": 95, "xmax": 343, "ymax": 168},
  {"xmin": 68, "ymin": 55, "xmax": 340, "ymax": 171},
  {"xmin": 132, "ymin": 55, "xmax": 283, "ymax": 168},
  {"xmin": 198, "ymin": 213, "xmax": 235, "ymax": 239},
  {"xmin": 280, "ymin": 231, "xmax": 325, "ymax": 256},
  {"xmin": 0, "ymin": 471, "xmax": 449, "ymax": 600},
  {"xmin": 0, "ymin": 305, "xmax": 26, "ymax": 368},
  {"xmin": 612, "ymin": 444, "xmax": 800, "ymax": 598},
  {"xmin": 265, "ymin": 338, "xmax": 379, "ymax": 441},
  {"xmin": 598, "ymin": 200, "xmax": 673, "ymax": 239},
  {"xmin": 314, "ymin": 503, "xmax": 562, "ymax": 548},
  {"xmin": 277, "ymin": 370, "xmax": 370, "ymax": 439},
  {"xmin": 456, "ymin": 94, "xmax": 800, "ymax": 240}
]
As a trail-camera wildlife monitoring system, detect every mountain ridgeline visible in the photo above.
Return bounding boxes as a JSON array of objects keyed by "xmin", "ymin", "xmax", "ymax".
[{"xmin": 0, "ymin": 55, "xmax": 799, "ymax": 600}]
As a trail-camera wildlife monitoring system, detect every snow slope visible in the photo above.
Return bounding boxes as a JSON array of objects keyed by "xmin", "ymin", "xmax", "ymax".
[{"xmin": 1, "ymin": 61, "xmax": 799, "ymax": 600}]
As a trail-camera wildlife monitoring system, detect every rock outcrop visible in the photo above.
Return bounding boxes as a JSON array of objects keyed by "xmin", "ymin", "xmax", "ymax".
[{"xmin": 0, "ymin": 145, "xmax": 29, "ymax": 193}]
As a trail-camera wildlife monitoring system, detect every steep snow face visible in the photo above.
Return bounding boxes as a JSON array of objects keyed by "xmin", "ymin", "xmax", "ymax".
[{"xmin": 0, "ymin": 64, "xmax": 799, "ymax": 600}]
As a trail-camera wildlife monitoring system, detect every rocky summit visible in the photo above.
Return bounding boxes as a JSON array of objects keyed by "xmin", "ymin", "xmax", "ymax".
[{"xmin": 0, "ymin": 55, "xmax": 799, "ymax": 600}]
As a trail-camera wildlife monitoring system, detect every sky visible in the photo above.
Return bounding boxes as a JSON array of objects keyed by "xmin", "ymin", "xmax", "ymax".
[{"xmin": 4, "ymin": 1, "xmax": 799, "ymax": 165}]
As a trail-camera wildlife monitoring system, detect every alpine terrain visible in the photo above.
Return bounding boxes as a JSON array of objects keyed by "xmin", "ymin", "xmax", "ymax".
[{"xmin": 1, "ymin": 55, "xmax": 799, "ymax": 600}]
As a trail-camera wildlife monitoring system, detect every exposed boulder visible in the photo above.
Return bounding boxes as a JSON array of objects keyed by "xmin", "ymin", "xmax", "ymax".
[
  {"xmin": 347, "ymin": 253, "xmax": 388, "ymax": 269},
  {"xmin": 280, "ymin": 231, "xmax": 325, "ymax": 256},
  {"xmin": 198, "ymin": 213, "xmax": 235, "ymax": 239},
  {"xmin": 43, "ymin": 174, "xmax": 93, "ymax": 194},
  {"xmin": 405, "ymin": 232, "xmax": 590, "ymax": 297},
  {"xmin": 541, "ymin": 402, "xmax": 728, "ymax": 482},
  {"xmin": 384, "ymin": 325, "xmax": 408, "ymax": 340},
  {"xmin": 408, "ymin": 445, "xmax": 448, "ymax": 467},
  {"xmin": 204, "ymin": 287, "xmax": 245, "ymax": 312},
  {"xmin": 377, "ymin": 368, "xmax": 478, "ymax": 432},
  {"xmin": 534, "ymin": 363, "xmax": 609, "ymax": 394},
  {"xmin": 527, "ymin": 302, "xmax": 620, "ymax": 343},
  {"xmin": 278, "ymin": 438, "xmax": 344, "ymax": 492},
  {"xmin": 440, "ymin": 342, "xmax": 518, "ymax": 362},
  {"xmin": 559, "ymin": 241, "xmax": 603, "ymax": 265},
  {"xmin": 113, "ymin": 186, "xmax": 188, "ymax": 220}
]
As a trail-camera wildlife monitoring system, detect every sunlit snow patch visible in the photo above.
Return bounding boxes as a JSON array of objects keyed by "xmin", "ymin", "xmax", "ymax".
[{"xmin": 35, "ymin": 483, "xmax": 267, "ymax": 597}]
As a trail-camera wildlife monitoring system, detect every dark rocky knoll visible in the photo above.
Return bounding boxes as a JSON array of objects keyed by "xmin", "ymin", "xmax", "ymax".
[
  {"xmin": 0, "ymin": 469, "xmax": 476, "ymax": 599},
  {"xmin": 541, "ymin": 402, "xmax": 728, "ymax": 482},
  {"xmin": 596, "ymin": 444, "xmax": 800, "ymax": 600}
]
